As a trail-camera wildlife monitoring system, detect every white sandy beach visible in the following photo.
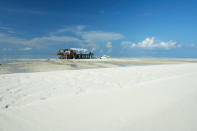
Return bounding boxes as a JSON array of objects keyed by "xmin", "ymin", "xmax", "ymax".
[{"xmin": 0, "ymin": 63, "xmax": 197, "ymax": 131}]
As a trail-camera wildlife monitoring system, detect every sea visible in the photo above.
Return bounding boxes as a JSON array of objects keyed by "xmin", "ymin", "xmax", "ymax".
[{"xmin": 0, "ymin": 58, "xmax": 197, "ymax": 75}]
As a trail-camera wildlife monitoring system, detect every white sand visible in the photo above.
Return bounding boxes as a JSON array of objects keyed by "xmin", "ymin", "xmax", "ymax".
[{"xmin": 0, "ymin": 63, "xmax": 197, "ymax": 131}]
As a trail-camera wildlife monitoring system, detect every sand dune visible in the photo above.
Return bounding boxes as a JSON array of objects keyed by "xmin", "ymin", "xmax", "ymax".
[{"xmin": 0, "ymin": 63, "xmax": 197, "ymax": 131}]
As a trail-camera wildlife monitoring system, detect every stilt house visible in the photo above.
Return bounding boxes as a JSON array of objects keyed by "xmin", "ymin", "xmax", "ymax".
[{"xmin": 56, "ymin": 48, "xmax": 94, "ymax": 59}]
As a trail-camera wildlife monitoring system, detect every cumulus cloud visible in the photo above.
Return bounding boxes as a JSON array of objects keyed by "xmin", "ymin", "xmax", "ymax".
[
  {"xmin": 0, "ymin": 25, "xmax": 124, "ymax": 53},
  {"xmin": 121, "ymin": 37, "xmax": 180, "ymax": 50},
  {"xmin": 76, "ymin": 29, "xmax": 123, "ymax": 51},
  {"xmin": 0, "ymin": 26, "xmax": 123, "ymax": 45}
]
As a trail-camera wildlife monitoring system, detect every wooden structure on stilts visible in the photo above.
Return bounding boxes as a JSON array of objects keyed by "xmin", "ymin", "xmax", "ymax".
[{"xmin": 56, "ymin": 48, "xmax": 94, "ymax": 59}]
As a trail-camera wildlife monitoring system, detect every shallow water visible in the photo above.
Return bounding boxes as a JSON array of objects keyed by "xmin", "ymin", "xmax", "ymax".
[{"xmin": 0, "ymin": 58, "xmax": 197, "ymax": 75}]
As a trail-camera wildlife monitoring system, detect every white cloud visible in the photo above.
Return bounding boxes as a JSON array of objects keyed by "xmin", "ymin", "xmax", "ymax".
[
  {"xmin": 31, "ymin": 26, "xmax": 123, "ymax": 51},
  {"xmin": 121, "ymin": 37, "xmax": 180, "ymax": 50},
  {"xmin": 54, "ymin": 25, "xmax": 86, "ymax": 34},
  {"xmin": 27, "ymin": 36, "xmax": 81, "ymax": 45},
  {"xmin": 0, "ymin": 26, "xmax": 124, "ymax": 53},
  {"xmin": 0, "ymin": 33, "xmax": 27, "ymax": 44},
  {"xmin": 0, "ymin": 26, "xmax": 17, "ymax": 34},
  {"xmin": 75, "ymin": 30, "xmax": 124, "ymax": 52},
  {"xmin": 80, "ymin": 31, "xmax": 124, "ymax": 41},
  {"xmin": 121, "ymin": 41, "xmax": 133, "ymax": 45},
  {"xmin": 0, "ymin": 27, "xmax": 11, "ymax": 30},
  {"xmin": 0, "ymin": 32, "xmax": 81, "ymax": 45},
  {"xmin": 121, "ymin": 41, "xmax": 136, "ymax": 48},
  {"xmin": 19, "ymin": 47, "xmax": 32, "ymax": 51}
]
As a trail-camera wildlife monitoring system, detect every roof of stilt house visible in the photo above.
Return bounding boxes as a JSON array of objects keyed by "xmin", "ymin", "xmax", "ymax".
[
  {"xmin": 57, "ymin": 48, "xmax": 93, "ymax": 55},
  {"xmin": 70, "ymin": 48, "xmax": 89, "ymax": 54}
]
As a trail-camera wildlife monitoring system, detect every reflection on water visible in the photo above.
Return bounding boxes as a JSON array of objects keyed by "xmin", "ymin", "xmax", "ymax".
[{"xmin": 0, "ymin": 58, "xmax": 197, "ymax": 75}]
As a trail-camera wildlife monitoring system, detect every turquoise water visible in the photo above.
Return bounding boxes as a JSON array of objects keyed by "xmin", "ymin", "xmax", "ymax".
[{"xmin": 0, "ymin": 58, "xmax": 197, "ymax": 75}]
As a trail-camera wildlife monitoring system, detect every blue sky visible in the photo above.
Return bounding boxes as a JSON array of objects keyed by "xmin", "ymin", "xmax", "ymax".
[{"xmin": 0, "ymin": 0, "xmax": 197, "ymax": 58}]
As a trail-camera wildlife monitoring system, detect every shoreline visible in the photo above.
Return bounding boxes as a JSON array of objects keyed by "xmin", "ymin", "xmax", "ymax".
[
  {"xmin": 1, "ymin": 58, "xmax": 197, "ymax": 75},
  {"xmin": 0, "ymin": 63, "xmax": 197, "ymax": 131}
]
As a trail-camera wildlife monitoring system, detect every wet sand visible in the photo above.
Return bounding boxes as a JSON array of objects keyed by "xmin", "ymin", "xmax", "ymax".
[{"xmin": 0, "ymin": 58, "xmax": 197, "ymax": 74}]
